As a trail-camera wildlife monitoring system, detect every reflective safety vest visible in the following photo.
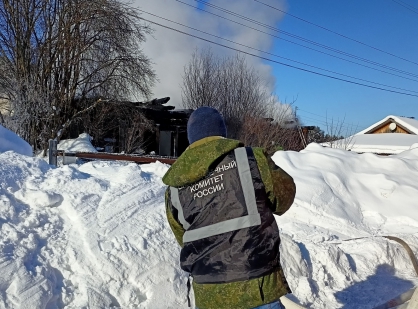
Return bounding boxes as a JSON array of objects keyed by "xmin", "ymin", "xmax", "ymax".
[{"xmin": 169, "ymin": 147, "xmax": 282, "ymax": 284}]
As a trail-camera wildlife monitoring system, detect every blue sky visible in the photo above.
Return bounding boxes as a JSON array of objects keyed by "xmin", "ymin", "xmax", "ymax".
[
  {"xmin": 267, "ymin": 0, "xmax": 418, "ymax": 132},
  {"xmin": 137, "ymin": 0, "xmax": 418, "ymax": 135}
]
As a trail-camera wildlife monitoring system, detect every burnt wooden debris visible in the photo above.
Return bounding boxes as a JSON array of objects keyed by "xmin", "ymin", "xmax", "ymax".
[
  {"xmin": 134, "ymin": 97, "xmax": 193, "ymax": 157},
  {"xmin": 65, "ymin": 97, "xmax": 193, "ymax": 158},
  {"xmin": 63, "ymin": 96, "xmax": 317, "ymax": 160},
  {"xmin": 57, "ymin": 151, "xmax": 177, "ymax": 165}
]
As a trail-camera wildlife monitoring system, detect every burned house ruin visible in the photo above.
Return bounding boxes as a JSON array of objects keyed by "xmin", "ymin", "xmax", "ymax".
[{"xmin": 66, "ymin": 97, "xmax": 192, "ymax": 157}]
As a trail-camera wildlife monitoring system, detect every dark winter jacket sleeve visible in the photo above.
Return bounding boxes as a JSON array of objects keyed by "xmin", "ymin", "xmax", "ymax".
[{"xmin": 253, "ymin": 148, "xmax": 296, "ymax": 215}]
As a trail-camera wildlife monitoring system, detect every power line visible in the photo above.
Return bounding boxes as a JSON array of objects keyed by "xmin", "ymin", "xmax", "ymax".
[
  {"xmin": 297, "ymin": 108, "xmax": 367, "ymax": 128},
  {"xmin": 297, "ymin": 113, "xmax": 363, "ymax": 132},
  {"xmin": 139, "ymin": 13, "xmax": 418, "ymax": 98},
  {"xmin": 254, "ymin": 0, "xmax": 418, "ymax": 66},
  {"xmin": 391, "ymin": 0, "xmax": 418, "ymax": 15},
  {"xmin": 298, "ymin": 108, "xmax": 336, "ymax": 119},
  {"xmin": 299, "ymin": 117, "xmax": 343, "ymax": 131},
  {"xmin": 141, "ymin": 10, "xmax": 418, "ymax": 94},
  {"xmin": 296, "ymin": 110, "xmax": 361, "ymax": 129},
  {"xmin": 302, "ymin": 116, "xmax": 361, "ymax": 135},
  {"xmin": 189, "ymin": 0, "xmax": 418, "ymax": 79},
  {"xmin": 173, "ymin": 0, "xmax": 418, "ymax": 83}
]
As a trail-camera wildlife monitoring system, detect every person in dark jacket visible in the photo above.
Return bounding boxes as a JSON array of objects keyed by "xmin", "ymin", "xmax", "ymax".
[{"xmin": 162, "ymin": 107, "xmax": 296, "ymax": 309}]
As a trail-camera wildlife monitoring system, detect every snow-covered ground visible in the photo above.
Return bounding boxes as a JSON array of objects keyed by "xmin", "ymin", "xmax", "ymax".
[
  {"xmin": 0, "ymin": 128, "xmax": 417, "ymax": 309},
  {"xmin": 0, "ymin": 125, "xmax": 32, "ymax": 156}
]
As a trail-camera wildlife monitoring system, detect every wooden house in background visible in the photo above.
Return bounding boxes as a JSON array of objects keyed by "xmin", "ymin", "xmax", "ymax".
[
  {"xmin": 324, "ymin": 115, "xmax": 418, "ymax": 155},
  {"xmin": 356, "ymin": 115, "xmax": 418, "ymax": 135}
]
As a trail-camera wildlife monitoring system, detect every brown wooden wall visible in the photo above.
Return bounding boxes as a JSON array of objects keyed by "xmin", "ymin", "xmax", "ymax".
[{"xmin": 369, "ymin": 122, "xmax": 409, "ymax": 134}]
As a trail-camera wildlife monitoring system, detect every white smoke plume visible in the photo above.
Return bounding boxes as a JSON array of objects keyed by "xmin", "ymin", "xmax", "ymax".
[{"xmin": 132, "ymin": 0, "xmax": 287, "ymax": 108}]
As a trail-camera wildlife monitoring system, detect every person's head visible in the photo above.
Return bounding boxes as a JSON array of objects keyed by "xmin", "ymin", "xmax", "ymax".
[{"xmin": 187, "ymin": 107, "xmax": 227, "ymax": 144}]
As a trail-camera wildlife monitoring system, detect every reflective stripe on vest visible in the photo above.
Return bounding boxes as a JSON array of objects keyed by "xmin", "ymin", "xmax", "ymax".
[
  {"xmin": 171, "ymin": 147, "xmax": 261, "ymax": 243},
  {"xmin": 170, "ymin": 186, "xmax": 191, "ymax": 230}
]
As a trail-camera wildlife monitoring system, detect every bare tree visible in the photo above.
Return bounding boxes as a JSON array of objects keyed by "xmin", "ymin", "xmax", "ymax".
[
  {"xmin": 305, "ymin": 115, "xmax": 358, "ymax": 150},
  {"xmin": 182, "ymin": 49, "xmax": 220, "ymax": 112},
  {"xmin": 0, "ymin": 0, "xmax": 155, "ymax": 151},
  {"xmin": 323, "ymin": 115, "xmax": 357, "ymax": 150},
  {"xmin": 182, "ymin": 49, "xmax": 273, "ymax": 138},
  {"xmin": 239, "ymin": 101, "xmax": 304, "ymax": 154},
  {"xmin": 182, "ymin": 49, "xmax": 299, "ymax": 150},
  {"xmin": 76, "ymin": 100, "xmax": 154, "ymax": 154},
  {"xmin": 0, "ymin": 95, "xmax": 8, "ymax": 125}
]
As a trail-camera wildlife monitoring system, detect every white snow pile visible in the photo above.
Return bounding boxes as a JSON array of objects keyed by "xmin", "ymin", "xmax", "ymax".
[
  {"xmin": 324, "ymin": 133, "xmax": 418, "ymax": 154},
  {"xmin": 0, "ymin": 133, "xmax": 417, "ymax": 309},
  {"xmin": 273, "ymin": 144, "xmax": 418, "ymax": 308},
  {"xmin": 57, "ymin": 133, "xmax": 98, "ymax": 153},
  {"xmin": 0, "ymin": 124, "xmax": 32, "ymax": 156}
]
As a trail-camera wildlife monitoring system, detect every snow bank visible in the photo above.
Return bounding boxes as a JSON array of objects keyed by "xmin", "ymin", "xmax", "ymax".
[
  {"xmin": 0, "ymin": 141, "xmax": 417, "ymax": 309},
  {"xmin": 273, "ymin": 143, "xmax": 418, "ymax": 308},
  {"xmin": 0, "ymin": 153, "xmax": 185, "ymax": 308},
  {"xmin": 58, "ymin": 133, "xmax": 97, "ymax": 153},
  {"xmin": 0, "ymin": 125, "xmax": 32, "ymax": 156},
  {"xmin": 323, "ymin": 133, "xmax": 418, "ymax": 154}
]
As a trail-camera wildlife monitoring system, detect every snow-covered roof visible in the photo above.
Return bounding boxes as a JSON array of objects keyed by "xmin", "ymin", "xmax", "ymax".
[
  {"xmin": 356, "ymin": 115, "xmax": 418, "ymax": 135},
  {"xmin": 328, "ymin": 133, "xmax": 418, "ymax": 154},
  {"xmin": 322, "ymin": 115, "xmax": 418, "ymax": 154}
]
